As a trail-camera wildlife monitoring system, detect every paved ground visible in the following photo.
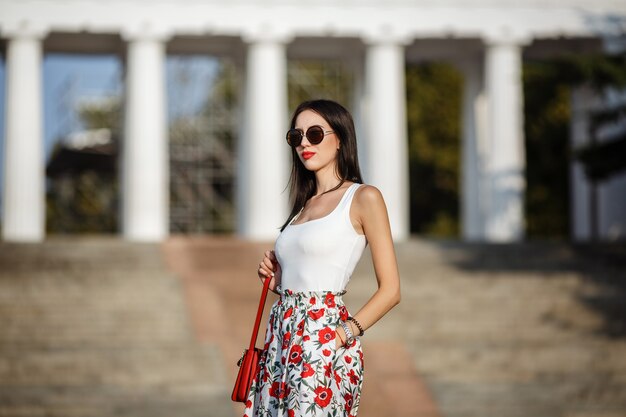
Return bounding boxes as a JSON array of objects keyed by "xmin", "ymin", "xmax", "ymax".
[{"xmin": 1, "ymin": 236, "xmax": 625, "ymax": 417}]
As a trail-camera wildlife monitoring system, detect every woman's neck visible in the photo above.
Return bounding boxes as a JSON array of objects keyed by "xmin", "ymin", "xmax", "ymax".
[{"xmin": 314, "ymin": 178, "xmax": 345, "ymax": 196}]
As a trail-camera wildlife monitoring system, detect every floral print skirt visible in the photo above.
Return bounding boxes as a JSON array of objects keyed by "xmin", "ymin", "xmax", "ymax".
[{"xmin": 243, "ymin": 289, "xmax": 364, "ymax": 417}]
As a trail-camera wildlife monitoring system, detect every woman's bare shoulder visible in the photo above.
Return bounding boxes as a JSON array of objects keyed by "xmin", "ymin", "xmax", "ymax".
[
  {"xmin": 351, "ymin": 184, "xmax": 390, "ymax": 237},
  {"xmin": 355, "ymin": 183, "xmax": 385, "ymax": 205},
  {"xmin": 353, "ymin": 184, "xmax": 388, "ymax": 220}
]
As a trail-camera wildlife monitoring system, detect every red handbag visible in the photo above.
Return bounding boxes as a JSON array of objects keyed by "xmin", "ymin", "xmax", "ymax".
[{"xmin": 231, "ymin": 276, "xmax": 271, "ymax": 402}]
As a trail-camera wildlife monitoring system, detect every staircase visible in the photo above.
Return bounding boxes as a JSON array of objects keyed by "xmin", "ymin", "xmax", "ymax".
[
  {"xmin": 0, "ymin": 236, "xmax": 232, "ymax": 417},
  {"xmin": 0, "ymin": 236, "xmax": 624, "ymax": 417},
  {"xmin": 348, "ymin": 240, "xmax": 626, "ymax": 417}
]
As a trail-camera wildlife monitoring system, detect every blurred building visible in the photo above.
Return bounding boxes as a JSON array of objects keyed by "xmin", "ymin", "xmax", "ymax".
[{"xmin": 0, "ymin": 0, "xmax": 625, "ymax": 242}]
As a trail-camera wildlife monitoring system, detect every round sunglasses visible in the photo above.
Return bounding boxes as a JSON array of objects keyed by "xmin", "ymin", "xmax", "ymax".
[{"xmin": 286, "ymin": 125, "xmax": 334, "ymax": 147}]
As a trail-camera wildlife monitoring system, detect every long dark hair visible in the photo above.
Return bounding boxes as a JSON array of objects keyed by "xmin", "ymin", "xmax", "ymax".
[{"xmin": 279, "ymin": 99, "xmax": 364, "ymax": 232}]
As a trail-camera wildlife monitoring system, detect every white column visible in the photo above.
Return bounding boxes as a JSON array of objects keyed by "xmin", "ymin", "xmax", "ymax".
[
  {"xmin": 365, "ymin": 41, "xmax": 409, "ymax": 241},
  {"xmin": 458, "ymin": 56, "xmax": 488, "ymax": 241},
  {"xmin": 122, "ymin": 35, "xmax": 168, "ymax": 241},
  {"xmin": 2, "ymin": 34, "xmax": 45, "ymax": 242},
  {"xmin": 239, "ymin": 37, "xmax": 289, "ymax": 240},
  {"xmin": 569, "ymin": 86, "xmax": 594, "ymax": 241},
  {"xmin": 484, "ymin": 40, "xmax": 526, "ymax": 242}
]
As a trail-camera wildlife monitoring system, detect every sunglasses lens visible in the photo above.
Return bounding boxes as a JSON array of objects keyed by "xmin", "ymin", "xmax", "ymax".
[
  {"xmin": 286, "ymin": 129, "xmax": 302, "ymax": 147},
  {"xmin": 286, "ymin": 126, "xmax": 328, "ymax": 147},
  {"xmin": 306, "ymin": 126, "xmax": 325, "ymax": 144}
]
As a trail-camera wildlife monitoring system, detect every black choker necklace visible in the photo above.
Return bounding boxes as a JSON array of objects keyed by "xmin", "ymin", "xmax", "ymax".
[{"xmin": 317, "ymin": 179, "xmax": 345, "ymax": 197}]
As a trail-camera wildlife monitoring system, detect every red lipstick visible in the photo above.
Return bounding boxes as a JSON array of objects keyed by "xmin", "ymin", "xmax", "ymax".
[{"xmin": 302, "ymin": 152, "xmax": 316, "ymax": 160}]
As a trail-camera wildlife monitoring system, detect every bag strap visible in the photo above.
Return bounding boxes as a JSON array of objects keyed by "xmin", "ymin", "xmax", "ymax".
[{"xmin": 248, "ymin": 276, "xmax": 272, "ymax": 351}]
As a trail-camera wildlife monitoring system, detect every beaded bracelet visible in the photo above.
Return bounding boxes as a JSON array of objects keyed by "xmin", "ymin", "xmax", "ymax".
[{"xmin": 348, "ymin": 316, "xmax": 364, "ymax": 337}]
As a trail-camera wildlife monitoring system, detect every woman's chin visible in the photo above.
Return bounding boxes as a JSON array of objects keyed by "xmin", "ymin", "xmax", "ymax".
[{"xmin": 301, "ymin": 159, "xmax": 317, "ymax": 169}]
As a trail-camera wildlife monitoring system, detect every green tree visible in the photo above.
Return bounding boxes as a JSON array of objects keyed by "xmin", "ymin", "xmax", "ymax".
[
  {"xmin": 406, "ymin": 62, "xmax": 462, "ymax": 237},
  {"xmin": 523, "ymin": 52, "xmax": 626, "ymax": 239},
  {"xmin": 523, "ymin": 61, "xmax": 572, "ymax": 238},
  {"xmin": 288, "ymin": 60, "xmax": 353, "ymax": 112},
  {"xmin": 46, "ymin": 98, "xmax": 121, "ymax": 234}
]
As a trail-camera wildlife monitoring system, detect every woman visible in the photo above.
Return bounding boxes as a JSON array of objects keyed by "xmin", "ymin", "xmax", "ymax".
[{"xmin": 244, "ymin": 99, "xmax": 401, "ymax": 417}]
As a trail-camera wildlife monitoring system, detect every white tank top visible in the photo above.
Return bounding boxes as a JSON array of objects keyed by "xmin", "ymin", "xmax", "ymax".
[{"xmin": 275, "ymin": 183, "xmax": 368, "ymax": 292}]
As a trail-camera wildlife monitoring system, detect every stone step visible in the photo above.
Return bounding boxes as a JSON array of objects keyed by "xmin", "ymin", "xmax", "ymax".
[
  {"xmin": 0, "ymin": 237, "xmax": 235, "ymax": 417},
  {"xmin": 429, "ymin": 377, "xmax": 626, "ymax": 417},
  {"xmin": 0, "ymin": 274, "xmax": 190, "ymax": 347},
  {"xmin": 345, "ymin": 239, "xmax": 626, "ymax": 417},
  {"xmin": 0, "ymin": 237, "xmax": 167, "ymax": 272},
  {"xmin": 0, "ymin": 345, "xmax": 224, "ymax": 387}
]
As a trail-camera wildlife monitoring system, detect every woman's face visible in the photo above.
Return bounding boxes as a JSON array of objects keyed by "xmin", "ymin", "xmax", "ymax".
[{"xmin": 293, "ymin": 110, "xmax": 340, "ymax": 173}]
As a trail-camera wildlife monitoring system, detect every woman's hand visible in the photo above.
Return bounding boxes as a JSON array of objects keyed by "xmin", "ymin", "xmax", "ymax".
[
  {"xmin": 335, "ymin": 325, "xmax": 346, "ymax": 350},
  {"xmin": 258, "ymin": 249, "xmax": 282, "ymax": 292}
]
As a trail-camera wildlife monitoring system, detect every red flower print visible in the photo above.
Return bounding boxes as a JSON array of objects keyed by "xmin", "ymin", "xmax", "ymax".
[
  {"xmin": 269, "ymin": 381, "xmax": 287, "ymax": 399},
  {"xmin": 301, "ymin": 362, "xmax": 315, "ymax": 378},
  {"xmin": 339, "ymin": 305, "xmax": 349, "ymax": 321},
  {"xmin": 324, "ymin": 362, "xmax": 333, "ymax": 377},
  {"xmin": 308, "ymin": 308, "xmax": 325, "ymax": 320},
  {"xmin": 324, "ymin": 293, "xmax": 336, "ymax": 308},
  {"xmin": 347, "ymin": 369, "xmax": 359, "ymax": 385},
  {"xmin": 314, "ymin": 386, "xmax": 333, "ymax": 407},
  {"xmin": 318, "ymin": 326, "xmax": 335, "ymax": 344},
  {"xmin": 344, "ymin": 393, "xmax": 354, "ymax": 412},
  {"xmin": 282, "ymin": 331, "xmax": 291, "ymax": 350},
  {"xmin": 250, "ymin": 286, "xmax": 371, "ymax": 415},
  {"xmin": 288, "ymin": 345, "xmax": 303, "ymax": 364}
]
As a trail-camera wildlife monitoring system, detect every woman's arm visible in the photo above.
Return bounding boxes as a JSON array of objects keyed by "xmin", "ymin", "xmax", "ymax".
[{"xmin": 336, "ymin": 185, "xmax": 401, "ymax": 347}]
